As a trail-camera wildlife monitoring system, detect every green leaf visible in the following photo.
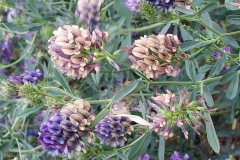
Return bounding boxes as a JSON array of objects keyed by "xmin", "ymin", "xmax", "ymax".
[
  {"xmin": 127, "ymin": 133, "xmax": 151, "ymax": 160},
  {"xmin": 198, "ymin": 64, "xmax": 213, "ymax": 73},
  {"xmin": 180, "ymin": 40, "xmax": 212, "ymax": 51},
  {"xmin": 204, "ymin": 112, "xmax": 220, "ymax": 154},
  {"xmin": 201, "ymin": 13, "xmax": 213, "ymax": 37},
  {"xmin": 226, "ymin": 73, "xmax": 239, "ymax": 99},
  {"xmin": 158, "ymin": 136, "xmax": 165, "ymax": 160},
  {"xmin": 226, "ymin": 15, "xmax": 240, "ymax": 25},
  {"xmin": 180, "ymin": 41, "xmax": 203, "ymax": 51},
  {"xmin": 113, "ymin": 0, "xmax": 132, "ymax": 27},
  {"xmin": 18, "ymin": 106, "xmax": 43, "ymax": 118},
  {"xmin": 219, "ymin": 71, "xmax": 237, "ymax": 85},
  {"xmin": 212, "ymin": 22, "xmax": 239, "ymax": 48},
  {"xmin": 91, "ymin": 72, "xmax": 101, "ymax": 86},
  {"xmin": 189, "ymin": 61, "xmax": 196, "ymax": 83},
  {"xmin": 0, "ymin": 151, "xmax": 2, "ymax": 160},
  {"xmin": 175, "ymin": 6, "xmax": 194, "ymax": 14},
  {"xmin": 204, "ymin": 87, "xmax": 214, "ymax": 107},
  {"xmin": 208, "ymin": 58, "xmax": 225, "ymax": 77},
  {"xmin": 0, "ymin": 140, "xmax": 15, "ymax": 153},
  {"xmin": 180, "ymin": 26, "xmax": 193, "ymax": 41},
  {"xmin": 111, "ymin": 80, "xmax": 139, "ymax": 102},
  {"xmin": 53, "ymin": 69, "xmax": 72, "ymax": 94},
  {"xmin": 90, "ymin": 108, "xmax": 110, "ymax": 128},
  {"xmin": 199, "ymin": 2, "xmax": 218, "ymax": 14}
]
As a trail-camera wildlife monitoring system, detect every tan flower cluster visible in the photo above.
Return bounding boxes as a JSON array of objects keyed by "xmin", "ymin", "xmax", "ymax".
[
  {"xmin": 127, "ymin": 34, "xmax": 181, "ymax": 79},
  {"xmin": 48, "ymin": 25, "xmax": 109, "ymax": 79},
  {"xmin": 60, "ymin": 99, "xmax": 95, "ymax": 143},
  {"xmin": 75, "ymin": 0, "xmax": 104, "ymax": 28}
]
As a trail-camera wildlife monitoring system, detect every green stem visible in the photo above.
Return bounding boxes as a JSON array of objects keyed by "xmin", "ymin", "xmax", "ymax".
[
  {"xmin": 87, "ymin": 99, "xmax": 111, "ymax": 104},
  {"xmin": 15, "ymin": 138, "xmax": 22, "ymax": 160},
  {"xmin": 0, "ymin": 32, "xmax": 37, "ymax": 69},
  {"xmin": 120, "ymin": 21, "xmax": 171, "ymax": 33},
  {"xmin": 102, "ymin": 1, "xmax": 114, "ymax": 10},
  {"xmin": 151, "ymin": 81, "xmax": 194, "ymax": 86},
  {"xmin": 100, "ymin": 68, "xmax": 131, "ymax": 73},
  {"xmin": 9, "ymin": 145, "xmax": 42, "ymax": 153},
  {"xmin": 3, "ymin": 103, "xmax": 28, "ymax": 137},
  {"xmin": 221, "ymin": 30, "xmax": 240, "ymax": 37},
  {"xmin": 201, "ymin": 76, "xmax": 222, "ymax": 85},
  {"xmin": 211, "ymin": 107, "xmax": 240, "ymax": 116}
]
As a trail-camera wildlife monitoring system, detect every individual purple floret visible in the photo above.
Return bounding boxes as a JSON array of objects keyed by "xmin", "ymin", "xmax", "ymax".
[
  {"xmin": 124, "ymin": 0, "xmax": 142, "ymax": 12},
  {"xmin": 9, "ymin": 75, "xmax": 24, "ymax": 84},
  {"xmin": 170, "ymin": 151, "xmax": 189, "ymax": 160},
  {"xmin": 0, "ymin": 40, "xmax": 13, "ymax": 63},
  {"xmin": 212, "ymin": 46, "xmax": 232, "ymax": 59},
  {"xmin": 222, "ymin": 65, "xmax": 230, "ymax": 71},
  {"xmin": 23, "ymin": 69, "xmax": 44, "ymax": 85},
  {"xmin": 139, "ymin": 154, "xmax": 150, "ymax": 160},
  {"xmin": 146, "ymin": 0, "xmax": 176, "ymax": 13}
]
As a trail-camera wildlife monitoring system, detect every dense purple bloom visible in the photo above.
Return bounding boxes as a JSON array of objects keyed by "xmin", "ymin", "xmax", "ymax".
[
  {"xmin": 139, "ymin": 154, "xmax": 150, "ymax": 160},
  {"xmin": 38, "ymin": 100, "xmax": 95, "ymax": 157},
  {"xmin": 146, "ymin": 0, "xmax": 176, "ymax": 13},
  {"xmin": 0, "ymin": 40, "xmax": 13, "ymax": 63},
  {"xmin": 23, "ymin": 69, "xmax": 44, "ymax": 85},
  {"xmin": 95, "ymin": 115, "xmax": 132, "ymax": 147},
  {"xmin": 38, "ymin": 112, "xmax": 70, "ymax": 156},
  {"xmin": 170, "ymin": 151, "xmax": 189, "ymax": 160},
  {"xmin": 124, "ymin": 0, "xmax": 142, "ymax": 12}
]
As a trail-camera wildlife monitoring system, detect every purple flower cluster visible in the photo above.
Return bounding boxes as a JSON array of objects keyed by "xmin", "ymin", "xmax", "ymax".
[
  {"xmin": 170, "ymin": 151, "xmax": 189, "ymax": 160},
  {"xmin": 124, "ymin": 0, "xmax": 142, "ymax": 12},
  {"xmin": 38, "ymin": 112, "xmax": 69, "ymax": 156},
  {"xmin": 95, "ymin": 115, "xmax": 132, "ymax": 147},
  {"xmin": 9, "ymin": 69, "xmax": 44, "ymax": 85},
  {"xmin": 38, "ymin": 100, "xmax": 95, "ymax": 157}
]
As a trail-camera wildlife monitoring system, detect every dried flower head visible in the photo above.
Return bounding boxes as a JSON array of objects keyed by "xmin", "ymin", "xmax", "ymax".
[
  {"xmin": 175, "ymin": 0, "xmax": 192, "ymax": 9},
  {"xmin": 148, "ymin": 88, "xmax": 215, "ymax": 139},
  {"xmin": 75, "ymin": 0, "xmax": 104, "ymax": 28},
  {"xmin": 127, "ymin": 33, "xmax": 181, "ymax": 79},
  {"xmin": 48, "ymin": 25, "xmax": 109, "ymax": 79},
  {"xmin": 95, "ymin": 115, "xmax": 132, "ymax": 147},
  {"xmin": 38, "ymin": 99, "xmax": 95, "ymax": 157}
]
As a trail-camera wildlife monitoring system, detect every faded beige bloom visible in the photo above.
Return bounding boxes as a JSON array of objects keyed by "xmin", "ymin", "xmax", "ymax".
[
  {"xmin": 75, "ymin": 0, "xmax": 104, "ymax": 28},
  {"xmin": 127, "ymin": 33, "xmax": 181, "ymax": 79},
  {"xmin": 48, "ymin": 25, "xmax": 109, "ymax": 79},
  {"xmin": 60, "ymin": 99, "xmax": 95, "ymax": 143}
]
